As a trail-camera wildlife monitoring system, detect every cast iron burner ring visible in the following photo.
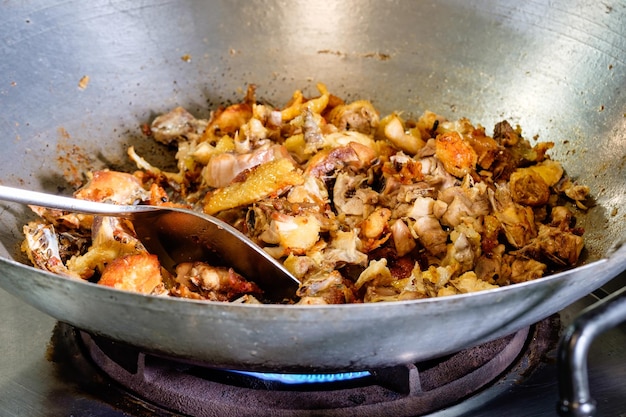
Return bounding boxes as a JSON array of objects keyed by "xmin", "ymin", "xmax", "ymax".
[{"xmin": 71, "ymin": 317, "xmax": 559, "ymax": 417}]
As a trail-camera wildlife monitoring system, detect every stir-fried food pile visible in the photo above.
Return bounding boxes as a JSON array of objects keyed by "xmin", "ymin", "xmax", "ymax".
[{"xmin": 21, "ymin": 84, "xmax": 590, "ymax": 304}]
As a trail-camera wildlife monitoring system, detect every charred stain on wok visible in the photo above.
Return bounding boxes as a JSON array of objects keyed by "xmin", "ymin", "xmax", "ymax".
[
  {"xmin": 56, "ymin": 127, "xmax": 95, "ymax": 188},
  {"xmin": 317, "ymin": 50, "xmax": 392, "ymax": 61}
]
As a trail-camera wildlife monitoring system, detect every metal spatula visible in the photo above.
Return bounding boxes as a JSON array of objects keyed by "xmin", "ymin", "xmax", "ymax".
[{"xmin": 0, "ymin": 185, "xmax": 300, "ymax": 301}]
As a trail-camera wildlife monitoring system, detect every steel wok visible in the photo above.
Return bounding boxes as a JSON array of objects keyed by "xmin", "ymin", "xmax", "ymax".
[{"xmin": 0, "ymin": 0, "xmax": 624, "ymax": 372}]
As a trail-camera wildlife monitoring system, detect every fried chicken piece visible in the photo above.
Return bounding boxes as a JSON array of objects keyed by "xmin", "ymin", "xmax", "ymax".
[
  {"xmin": 437, "ymin": 179, "xmax": 490, "ymax": 228},
  {"xmin": 474, "ymin": 244, "xmax": 507, "ymax": 284},
  {"xmin": 269, "ymin": 213, "xmax": 322, "ymax": 256},
  {"xmin": 493, "ymin": 120, "xmax": 521, "ymax": 146},
  {"xmin": 326, "ymin": 99, "xmax": 380, "ymax": 135},
  {"xmin": 509, "ymin": 168, "xmax": 550, "ymax": 206},
  {"xmin": 98, "ymin": 253, "xmax": 165, "ymax": 294},
  {"xmin": 203, "ymin": 158, "xmax": 304, "ymax": 215},
  {"xmin": 408, "ymin": 197, "xmax": 448, "ymax": 256},
  {"xmin": 27, "ymin": 205, "xmax": 92, "ymax": 230},
  {"xmin": 516, "ymin": 224, "xmax": 584, "ymax": 267},
  {"xmin": 442, "ymin": 224, "xmax": 482, "ymax": 274},
  {"xmin": 489, "ymin": 184, "xmax": 537, "ymax": 248},
  {"xmin": 150, "ymin": 106, "xmax": 207, "ymax": 145},
  {"xmin": 74, "ymin": 170, "xmax": 148, "ymax": 204},
  {"xmin": 281, "ymin": 83, "xmax": 330, "ymax": 122},
  {"xmin": 449, "ymin": 271, "xmax": 499, "ymax": 294},
  {"xmin": 480, "ymin": 214, "xmax": 502, "ymax": 254},
  {"xmin": 304, "ymin": 142, "xmax": 376, "ymax": 177},
  {"xmin": 202, "ymin": 102, "xmax": 253, "ymax": 142},
  {"xmin": 506, "ymin": 255, "xmax": 547, "ymax": 283},
  {"xmin": 323, "ymin": 229, "xmax": 369, "ymax": 267},
  {"xmin": 435, "ymin": 131, "xmax": 478, "ymax": 178},
  {"xmin": 510, "ymin": 205, "xmax": 583, "ymax": 267},
  {"xmin": 299, "ymin": 108, "xmax": 327, "ymax": 152},
  {"xmin": 297, "ymin": 270, "xmax": 357, "ymax": 304},
  {"xmin": 465, "ymin": 126, "xmax": 501, "ymax": 169},
  {"xmin": 418, "ymin": 154, "xmax": 456, "ymax": 187},
  {"xmin": 171, "ymin": 262, "xmax": 262, "ymax": 302},
  {"xmin": 383, "ymin": 153, "xmax": 424, "ymax": 185},
  {"xmin": 332, "ymin": 173, "xmax": 378, "ymax": 216},
  {"xmin": 353, "ymin": 259, "xmax": 399, "ymax": 302},
  {"xmin": 66, "ymin": 216, "xmax": 146, "ymax": 279},
  {"xmin": 555, "ymin": 177, "xmax": 590, "ymax": 209},
  {"xmin": 360, "ymin": 207, "xmax": 392, "ymax": 252}
]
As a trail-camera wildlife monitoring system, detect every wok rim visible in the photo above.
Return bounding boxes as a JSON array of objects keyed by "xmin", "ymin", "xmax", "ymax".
[{"xmin": 0, "ymin": 253, "xmax": 616, "ymax": 312}]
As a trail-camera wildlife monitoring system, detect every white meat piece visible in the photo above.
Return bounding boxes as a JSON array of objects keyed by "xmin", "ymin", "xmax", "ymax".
[
  {"xmin": 391, "ymin": 219, "xmax": 416, "ymax": 257},
  {"xmin": 437, "ymin": 180, "xmax": 490, "ymax": 227},
  {"xmin": 333, "ymin": 172, "xmax": 378, "ymax": 216},
  {"xmin": 408, "ymin": 197, "xmax": 448, "ymax": 256}
]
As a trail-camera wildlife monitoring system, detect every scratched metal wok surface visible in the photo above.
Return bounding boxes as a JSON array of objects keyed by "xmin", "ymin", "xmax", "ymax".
[{"xmin": 0, "ymin": 0, "xmax": 624, "ymax": 372}]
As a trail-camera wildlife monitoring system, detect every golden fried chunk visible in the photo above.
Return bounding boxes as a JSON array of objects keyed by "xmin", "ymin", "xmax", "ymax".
[
  {"xmin": 360, "ymin": 207, "xmax": 392, "ymax": 252},
  {"xmin": 98, "ymin": 253, "xmax": 164, "ymax": 294},
  {"xmin": 507, "ymin": 255, "xmax": 547, "ymax": 284},
  {"xmin": 202, "ymin": 102, "xmax": 253, "ymax": 142},
  {"xmin": 304, "ymin": 142, "xmax": 376, "ymax": 177},
  {"xmin": 509, "ymin": 168, "xmax": 550, "ymax": 206},
  {"xmin": 555, "ymin": 177, "xmax": 590, "ymax": 209},
  {"xmin": 517, "ymin": 224, "xmax": 584, "ymax": 266},
  {"xmin": 490, "ymin": 184, "xmax": 537, "ymax": 248},
  {"xmin": 435, "ymin": 131, "xmax": 478, "ymax": 178},
  {"xmin": 449, "ymin": 271, "xmax": 499, "ymax": 294},
  {"xmin": 465, "ymin": 127, "xmax": 500, "ymax": 169},
  {"xmin": 526, "ymin": 160, "xmax": 564, "ymax": 186},
  {"xmin": 74, "ymin": 170, "xmax": 148, "ymax": 204},
  {"xmin": 271, "ymin": 213, "xmax": 321, "ymax": 255},
  {"xmin": 390, "ymin": 219, "xmax": 417, "ymax": 257},
  {"xmin": 66, "ymin": 217, "xmax": 146, "ymax": 279}
]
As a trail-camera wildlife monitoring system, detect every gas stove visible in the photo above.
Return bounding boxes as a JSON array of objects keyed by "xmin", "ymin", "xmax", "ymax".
[{"xmin": 1, "ymin": 272, "xmax": 625, "ymax": 417}]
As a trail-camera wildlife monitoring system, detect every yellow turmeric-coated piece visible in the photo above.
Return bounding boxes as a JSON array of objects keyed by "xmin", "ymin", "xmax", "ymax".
[{"xmin": 203, "ymin": 158, "xmax": 304, "ymax": 215}]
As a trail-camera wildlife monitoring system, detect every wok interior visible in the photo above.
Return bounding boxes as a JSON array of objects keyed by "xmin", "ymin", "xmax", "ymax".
[{"xmin": 1, "ymin": 0, "xmax": 624, "ymax": 268}]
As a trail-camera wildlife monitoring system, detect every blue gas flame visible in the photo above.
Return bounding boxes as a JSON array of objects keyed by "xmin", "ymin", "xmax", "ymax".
[{"xmin": 232, "ymin": 370, "xmax": 371, "ymax": 384}]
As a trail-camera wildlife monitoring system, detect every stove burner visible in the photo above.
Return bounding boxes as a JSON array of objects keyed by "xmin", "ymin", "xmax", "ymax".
[{"xmin": 70, "ymin": 316, "xmax": 559, "ymax": 417}]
